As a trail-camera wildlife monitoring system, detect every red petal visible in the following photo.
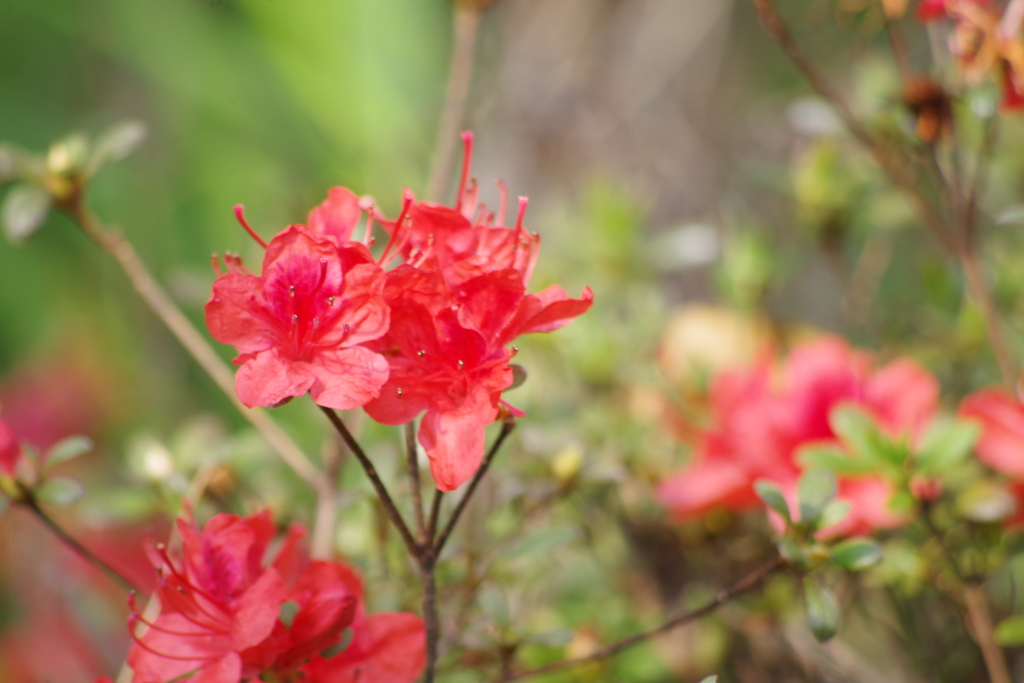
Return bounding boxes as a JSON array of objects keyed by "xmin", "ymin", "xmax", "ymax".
[
  {"xmin": 192, "ymin": 653, "xmax": 242, "ymax": 683},
  {"xmin": 959, "ymin": 388, "xmax": 1024, "ymax": 479},
  {"xmin": 0, "ymin": 417, "xmax": 21, "ymax": 476},
  {"xmin": 307, "ymin": 346, "xmax": 390, "ymax": 411},
  {"xmin": 500, "ymin": 285, "xmax": 593, "ymax": 345},
  {"xmin": 334, "ymin": 263, "xmax": 390, "ymax": 346},
  {"xmin": 865, "ymin": 358, "xmax": 938, "ymax": 438},
  {"xmin": 657, "ymin": 459, "xmax": 757, "ymax": 519},
  {"xmin": 302, "ymin": 612, "xmax": 426, "ymax": 683},
  {"xmin": 232, "ymin": 567, "xmax": 288, "ymax": 650},
  {"xmin": 234, "ymin": 349, "xmax": 317, "ymax": 408},
  {"xmin": 419, "ymin": 392, "xmax": 496, "ymax": 491},
  {"xmin": 454, "ymin": 270, "xmax": 525, "ymax": 341},
  {"xmin": 205, "ymin": 272, "xmax": 273, "ymax": 355},
  {"xmin": 308, "ymin": 187, "xmax": 362, "ymax": 244}
]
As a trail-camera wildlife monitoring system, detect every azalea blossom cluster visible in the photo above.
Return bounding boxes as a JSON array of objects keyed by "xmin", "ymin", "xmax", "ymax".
[
  {"xmin": 915, "ymin": 0, "xmax": 1024, "ymax": 110},
  {"xmin": 658, "ymin": 336, "xmax": 939, "ymax": 537},
  {"xmin": 205, "ymin": 133, "xmax": 592, "ymax": 491},
  {"xmin": 126, "ymin": 510, "xmax": 424, "ymax": 683}
]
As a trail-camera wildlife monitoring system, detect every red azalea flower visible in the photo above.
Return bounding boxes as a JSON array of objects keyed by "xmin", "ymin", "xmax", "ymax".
[
  {"xmin": 658, "ymin": 337, "xmax": 938, "ymax": 536},
  {"xmin": 376, "ymin": 133, "xmax": 540, "ymax": 287},
  {"xmin": 915, "ymin": 0, "xmax": 989, "ymax": 22},
  {"xmin": 363, "ymin": 265, "xmax": 592, "ymax": 491},
  {"xmin": 958, "ymin": 388, "xmax": 1024, "ymax": 479},
  {"xmin": 205, "ymin": 225, "xmax": 390, "ymax": 410},
  {"xmin": 127, "ymin": 511, "xmax": 288, "ymax": 683},
  {"xmin": 0, "ymin": 415, "xmax": 21, "ymax": 476},
  {"xmin": 300, "ymin": 563, "xmax": 426, "ymax": 683}
]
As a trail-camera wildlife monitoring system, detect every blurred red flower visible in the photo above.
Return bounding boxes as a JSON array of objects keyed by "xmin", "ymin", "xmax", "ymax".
[{"xmin": 658, "ymin": 337, "xmax": 938, "ymax": 536}]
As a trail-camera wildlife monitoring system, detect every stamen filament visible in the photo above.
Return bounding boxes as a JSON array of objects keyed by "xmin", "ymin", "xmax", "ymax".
[{"xmin": 233, "ymin": 205, "xmax": 269, "ymax": 249}]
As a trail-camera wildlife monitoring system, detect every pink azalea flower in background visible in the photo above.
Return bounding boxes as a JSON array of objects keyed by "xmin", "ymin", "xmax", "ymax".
[
  {"xmin": 126, "ymin": 511, "xmax": 424, "ymax": 683},
  {"xmin": 205, "ymin": 225, "xmax": 390, "ymax": 410},
  {"xmin": 658, "ymin": 336, "xmax": 939, "ymax": 536}
]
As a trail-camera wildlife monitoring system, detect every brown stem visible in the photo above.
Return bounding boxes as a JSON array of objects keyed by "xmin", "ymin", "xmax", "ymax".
[
  {"xmin": 963, "ymin": 583, "xmax": 1012, "ymax": 683},
  {"xmin": 18, "ymin": 488, "xmax": 139, "ymax": 594},
  {"xmin": 426, "ymin": 3, "xmax": 483, "ymax": 202},
  {"xmin": 62, "ymin": 201, "xmax": 326, "ymax": 492},
  {"xmin": 406, "ymin": 421, "xmax": 427, "ymax": 543},
  {"xmin": 421, "ymin": 557, "xmax": 441, "ymax": 683},
  {"xmin": 435, "ymin": 416, "xmax": 515, "ymax": 555},
  {"xmin": 427, "ymin": 489, "xmax": 444, "ymax": 544},
  {"xmin": 960, "ymin": 248, "xmax": 1016, "ymax": 387},
  {"xmin": 750, "ymin": 0, "xmax": 955, "ymax": 253},
  {"xmin": 320, "ymin": 407, "xmax": 420, "ymax": 558},
  {"xmin": 497, "ymin": 557, "xmax": 784, "ymax": 682}
]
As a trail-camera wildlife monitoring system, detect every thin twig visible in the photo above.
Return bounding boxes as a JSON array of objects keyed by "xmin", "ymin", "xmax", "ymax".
[
  {"xmin": 320, "ymin": 407, "xmax": 420, "ymax": 557},
  {"xmin": 966, "ymin": 116, "xmax": 999, "ymax": 243},
  {"xmin": 19, "ymin": 490, "xmax": 139, "ymax": 594},
  {"xmin": 426, "ymin": 3, "xmax": 483, "ymax": 202},
  {"xmin": 435, "ymin": 417, "xmax": 516, "ymax": 555},
  {"xmin": 421, "ymin": 558, "xmax": 442, "ymax": 683},
  {"xmin": 750, "ymin": 0, "xmax": 955, "ymax": 253},
  {"xmin": 963, "ymin": 583, "xmax": 1012, "ymax": 683},
  {"xmin": 497, "ymin": 557, "xmax": 785, "ymax": 682},
  {"xmin": 406, "ymin": 421, "xmax": 427, "ymax": 543},
  {"xmin": 62, "ymin": 201, "xmax": 325, "ymax": 491},
  {"xmin": 428, "ymin": 489, "xmax": 444, "ymax": 544},
  {"xmin": 959, "ymin": 247, "xmax": 1016, "ymax": 386}
]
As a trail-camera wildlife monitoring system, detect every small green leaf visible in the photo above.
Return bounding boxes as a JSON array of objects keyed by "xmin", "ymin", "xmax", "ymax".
[
  {"xmin": 817, "ymin": 500, "xmax": 851, "ymax": 530},
  {"xmin": 2, "ymin": 184, "xmax": 52, "ymax": 243},
  {"xmin": 86, "ymin": 120, "xmax": 148, "ymax": 175},
  {"xmin": 798, "ymin": 469, "xmax": 836, "ymax": 524},
  {"xmin": 829, "ymin": 406, "xmax": 878, "ymax": 457},
  {"xmin": 831, "ymin": 537, "xmax": 883, "ymax": 571},
  {"xmin": 995, "ymin": 615, "xmax": 1024, "ymax": 646},
  {"xmin": 798, "ymin": 444, "xmax": 876, "ymax": 474},
  {"xmin": 44, "ymin": 436, "xmax": 93, "ymax": 470},
  {"xmin": 804, "ymin": 577, "xmax": 840, "ymax": 642},
  {"xmin": 754, "ymin": 479, "xmax": 791, "ymax": 523},
  {"xmin": 917, "ymin": 418, "xmax": 980, "ymax": 474},
  {"xmin": 35, "ymin": 477, "xmax": 85, "ymax": 505}
]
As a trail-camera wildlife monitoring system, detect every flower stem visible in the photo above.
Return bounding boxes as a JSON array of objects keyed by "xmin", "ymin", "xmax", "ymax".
[
  {"xmin": 420, "ymin": 557, "xmax": 441, "ymax": 683},
  {"xmin": 435, "ymin": 416, "xmax": 516, "ymax": 555},
  {"xmin": 18, "ymin": 487, "xmax": 139, "ymax": 594},
  {"xmin": 320, "ymin": 407, "xmax": 420, "ymax": 557},
  {"xmin": 406, "ymin": 421, "xmax": 427, "ymax": 543},
  {"xmin": 496, "ymin": 556, "xmax": 784, "ymax": 681}
]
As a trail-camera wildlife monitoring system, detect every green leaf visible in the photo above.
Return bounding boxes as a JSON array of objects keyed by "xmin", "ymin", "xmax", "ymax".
[
  {"xmin": 917, "ymin": 418, "xmax": 980, "ymax": 474},
  {"xmin": 508, "ymin": 364, "xmax": 528, "ymax": 390},
  {"xmin": 798, "ymin": 469, "xmax": 836, "ymax": 524},
  {"xmin": 754, "ymin": 479, "xmax": 791, "ymax": 523},
  {"xmin": 35, "ymin": 477, "xmax": 84, "ymax": 505},
  {"xmin": 86, "ymin": 120, "xmax": 148, "ymax": 175},
  {"xmin": 829, "ymin": 406, "xmax": 878, "ymax": 458},
  {"xmin": 698, "ymin": 677, "xmax": 719, "ymax": 683},
  {"xmin": 817, "ymin": 500, "xmax": 851, "ymax": 530},
  {"xmin": 804, "ymin": 577, "xmax": 840, "ymax": 642},
  {"xmin": 1, "ymin": 184, "xmax": 51, "ymax": 243},
  {"xmin": 995, "ymin": 615, "xmax": 1024, "ymax": 646},
  {"xmin": 44, "ymin": 436, "xmax": 93, "ymax": 470},
  {"xmin": 798, "ymin": 444, "xmax": 876, "ymax": 474},
  {"xmin": 831, "ymin": 537, "xmax": 883, "ymax": 571}
]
